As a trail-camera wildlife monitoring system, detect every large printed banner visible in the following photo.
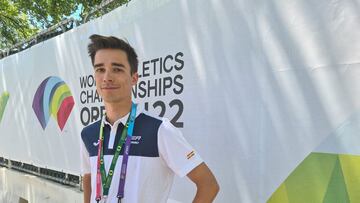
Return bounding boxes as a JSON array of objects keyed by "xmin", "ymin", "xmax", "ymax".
[{"xmin": 1, "ymin": 0, "xmax": 360, "ymax": 202}]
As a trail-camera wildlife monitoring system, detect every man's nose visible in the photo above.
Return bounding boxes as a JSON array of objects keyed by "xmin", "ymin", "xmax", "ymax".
[{"xmin": 103, "ymin": 69, "xmax": 113, "ymax": 82}]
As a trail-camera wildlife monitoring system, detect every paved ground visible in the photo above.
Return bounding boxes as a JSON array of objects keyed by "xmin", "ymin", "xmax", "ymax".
[
  {"xmin": 0, "ymin": 167, "xmax": 82, "ymax": 203},
  {"xmin": 0, "ymin": 167, "xmax": 183, "ymax": 203}
]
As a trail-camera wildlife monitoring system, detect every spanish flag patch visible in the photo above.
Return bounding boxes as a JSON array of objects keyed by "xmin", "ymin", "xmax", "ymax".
[{"xmin": 187, "ymin": 151, "xmax": 195, "ymax": 159}]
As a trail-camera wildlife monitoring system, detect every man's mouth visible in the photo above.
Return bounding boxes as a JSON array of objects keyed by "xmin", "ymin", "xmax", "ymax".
[{"xmin": 101, "ymin": 86, "xmax": 119, "ymax": 90}]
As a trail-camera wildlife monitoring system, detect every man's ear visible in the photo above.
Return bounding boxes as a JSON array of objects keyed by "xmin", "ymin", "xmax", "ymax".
[{"xmin": 131, "ymin": 72, "xmax": 139, "ymax": 85}]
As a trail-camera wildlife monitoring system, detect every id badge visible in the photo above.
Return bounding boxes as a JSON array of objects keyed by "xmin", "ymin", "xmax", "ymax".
[{"xmin": 98, "ymin": 196, "xmax": 107, "ymax": 203}]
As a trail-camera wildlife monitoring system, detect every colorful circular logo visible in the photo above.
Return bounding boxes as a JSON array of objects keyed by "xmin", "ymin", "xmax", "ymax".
[{"xmin": 32, "ymin": 76, "xmax": 75, "ymax": 131}]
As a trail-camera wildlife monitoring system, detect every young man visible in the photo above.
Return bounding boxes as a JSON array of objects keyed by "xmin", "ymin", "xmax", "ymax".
[{"xmin": 80, "ymin": 34, "xmax": 219, "ymax": 203}]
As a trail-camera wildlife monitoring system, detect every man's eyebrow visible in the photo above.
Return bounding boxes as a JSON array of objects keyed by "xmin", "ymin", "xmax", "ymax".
[
  {"xmin": 112, "ymin": 62, "xmax": 125, "ymax": 67},
  {"xmin": 93, "ymin": 62, "xmax": 125, "ymax": 68},
  {"xmin": 94, "ymin": 63, "xmax": 104, "ymax": 68}
]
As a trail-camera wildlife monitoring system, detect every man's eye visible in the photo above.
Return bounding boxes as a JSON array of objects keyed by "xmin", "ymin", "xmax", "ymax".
[
  {"xmin": 113, "ymin": 67, "xmax": 123, "ymax": 72},
  {"xmin": 95, "ymin": 68, "xmax": 105, "ymax": 72}
]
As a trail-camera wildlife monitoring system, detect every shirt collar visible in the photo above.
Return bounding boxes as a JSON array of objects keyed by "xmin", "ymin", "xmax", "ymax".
[
  {"xmin": 101, "ymin": 103, "xmax": 143, "ymax": 127},
  {"xmin": 103, "ymin": 113, "xmax": 128, "ymax": 127}
]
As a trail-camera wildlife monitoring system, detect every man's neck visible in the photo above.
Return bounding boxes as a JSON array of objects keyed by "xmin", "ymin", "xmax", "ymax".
[{"xmin": 104, "ymin": 101, "xmax": 132, "ymax": 125}]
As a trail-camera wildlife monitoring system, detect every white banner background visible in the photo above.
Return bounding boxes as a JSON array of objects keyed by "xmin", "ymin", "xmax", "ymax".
[{"xmin": 1, "ymin": 0, "xmax": 360, "ymax": 202}]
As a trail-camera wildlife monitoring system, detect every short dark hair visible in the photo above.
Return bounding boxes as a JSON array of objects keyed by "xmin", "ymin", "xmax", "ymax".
[{"xmin": 87, "ymin": 34, "xmax": 138, "ymax": 74}]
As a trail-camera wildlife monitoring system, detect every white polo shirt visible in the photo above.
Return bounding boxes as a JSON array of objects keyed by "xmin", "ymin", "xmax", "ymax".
[{"xmin": 80, "ymin": 106, "xmax": 203, "ymax": 203}]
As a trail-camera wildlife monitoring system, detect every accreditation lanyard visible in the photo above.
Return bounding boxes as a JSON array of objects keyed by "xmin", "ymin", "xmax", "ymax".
[{"xmin": 95, "ymin": 103, "xmax": 137, "ymax": 203}]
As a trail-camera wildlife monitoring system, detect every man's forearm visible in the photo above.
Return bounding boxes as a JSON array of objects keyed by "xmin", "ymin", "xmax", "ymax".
[
  {"xmin": 188, "ymin": 163, "xmax": 220, "ymax": 203},
  {"xmin": 83, "ymin": 174, "xmax": 91, "ymax": 203},
  {"xmin": 192, "ymin": 180, "xmax": 219, "ymax": 203}
]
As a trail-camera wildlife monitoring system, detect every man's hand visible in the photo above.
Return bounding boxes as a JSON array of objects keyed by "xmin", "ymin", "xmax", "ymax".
[{"xmin": 187, "ymin": 162, "xmax": 219, "ymax": 203}]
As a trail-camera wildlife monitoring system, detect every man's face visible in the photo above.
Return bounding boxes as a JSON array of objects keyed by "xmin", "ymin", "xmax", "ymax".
[{"xmin": 93, "ymin": 49, "xmax": 138, "ymax": 104}]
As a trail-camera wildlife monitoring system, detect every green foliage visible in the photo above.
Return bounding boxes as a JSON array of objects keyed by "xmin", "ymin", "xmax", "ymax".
[
  {"xmin": 0, "ymin": 0, "xmax": 37, "ymax": 49},
  {"xmin": 0, "ymin": 0, "xmax": 130, "ymax": 50}
]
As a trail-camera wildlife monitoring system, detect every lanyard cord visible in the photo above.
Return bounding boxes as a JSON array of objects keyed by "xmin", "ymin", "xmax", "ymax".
[
  {"xmin": 95, "ymin": 103, "xmax": 137, "ymax": 203},
  {"xmin": 117, "ymin": 103, "xmax": 137, "ymax": 200}
]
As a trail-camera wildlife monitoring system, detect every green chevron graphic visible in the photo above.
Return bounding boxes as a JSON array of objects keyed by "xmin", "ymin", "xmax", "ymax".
[
  {"xmin": 268, "ymin": 152, "xmax": 360, "ymax": 203},
  {"xmin": 0, "ymin": 91, "xmax": 9, "ymax": 123}
]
